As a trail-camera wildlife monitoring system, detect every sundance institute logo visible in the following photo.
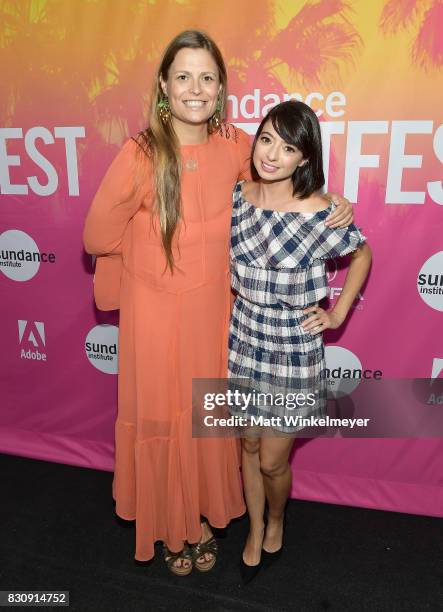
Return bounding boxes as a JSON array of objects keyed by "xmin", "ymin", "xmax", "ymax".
[
  {"xmin": 18, "ymin": 320, "xmax": 47, "ymax": 361},
  {"xmin": 85, "ymin": 324, "xmax": 119, "ymax": 374},
  {"xmin": 0, "ymin": 229, "xmax": 56, "ymax": 281},
  {"xmin": 324, "ymin": 346, "xmax": 382, "ymax": 398},
  {"xmin": 417, "ymin": 251, "xmax": 443, "ymax": 312}
]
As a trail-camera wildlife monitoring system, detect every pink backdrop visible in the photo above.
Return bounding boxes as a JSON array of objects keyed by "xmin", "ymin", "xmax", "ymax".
[{"xmin": 1, "ymin": 0, "xmax": 442, "ymax": 518}]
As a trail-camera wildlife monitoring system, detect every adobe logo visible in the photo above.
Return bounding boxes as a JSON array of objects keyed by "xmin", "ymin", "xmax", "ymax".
[
  {"xmin": 18, "ymin": 320, "xmax": 47, "ymax": 361},
  {"xmin": 431, "ymin": 358, "xmax": 443, "ymax": 380}
]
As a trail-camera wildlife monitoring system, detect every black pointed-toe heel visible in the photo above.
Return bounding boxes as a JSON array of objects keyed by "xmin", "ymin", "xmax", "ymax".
[
  {"xmin": 262, "ymin": 511, "xmax": 286, "ymax": 569},
  {"xmin": 239, "ymin": 555, "xmax": 263, "ymax": 584},
  {"xmin": 261, "ymin": 545, "xmax": 283, "ymax": 569}
]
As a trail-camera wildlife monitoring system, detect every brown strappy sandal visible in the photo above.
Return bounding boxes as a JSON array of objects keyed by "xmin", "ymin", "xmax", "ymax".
[
  {"xmin": 162, "ymin": 544, "xmax": 193, "ymax": 576},
  {"xmin": 190, "ymin": 536, "xmax": 218, "ymax": 572}
]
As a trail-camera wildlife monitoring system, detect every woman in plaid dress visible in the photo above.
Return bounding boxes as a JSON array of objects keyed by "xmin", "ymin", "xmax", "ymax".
[{"xmin": 228, "ymin": 101, "xmax": 372, "ymax": 581}]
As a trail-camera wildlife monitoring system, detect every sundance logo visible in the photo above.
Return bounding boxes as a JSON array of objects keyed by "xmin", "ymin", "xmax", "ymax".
[
  {"xmin": 417, "ymin": 251, "xmax": 443, "ymax": 312},
  {"xmin": 18, "ymin": 320, "xmax": 46, "ymax": 361},
  {"xmin": 0, "ymin": 229, "xmax": 56, "ymax": 281},
  {"xmin": 85, "ymin": 324, "xmax": 119, "ymax": 374},
  {"xmin": 324, "ymin": 345, "xmax": 382, "ymax": 398}
]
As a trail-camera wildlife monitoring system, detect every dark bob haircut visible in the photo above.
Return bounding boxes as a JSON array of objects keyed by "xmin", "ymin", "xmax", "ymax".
[{"xmin": 251, "ymin": 100, "xmax": 325, "ymax": 199}]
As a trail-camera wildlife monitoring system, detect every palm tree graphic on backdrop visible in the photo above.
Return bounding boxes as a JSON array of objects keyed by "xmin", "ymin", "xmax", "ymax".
[
  {"xmin": 0, "ymin": 0, "xmax": 361, "ymax": 147},
  {"xmin": 258, "ymin": 0, "xmax": 361, "ymax": 88},
  {"xmin": 198, "ymin": 0, "xmax": 361, "ymax": 94},
  {"xmin": 380, "ymin": 0, "xmax": 443, "ymax": 70},
  {"xmin": 0, "ymin": 0, "xmax": 200, "ymax": 144}
]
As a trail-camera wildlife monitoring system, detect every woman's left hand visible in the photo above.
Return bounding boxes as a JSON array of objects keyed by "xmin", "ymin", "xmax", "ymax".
[
  {"xmin": 301, "ymin": 306, "xmax": 345, "ymax": 335},
  {"xmin": 324, "ymin": 193, "xmax": 353, "ymax": 227}
]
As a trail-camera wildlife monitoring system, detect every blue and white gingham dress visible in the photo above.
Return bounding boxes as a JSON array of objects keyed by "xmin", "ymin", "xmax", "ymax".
[{"xmin": 228, "ymin": 181, "xmax": 366, "ymax": 432}]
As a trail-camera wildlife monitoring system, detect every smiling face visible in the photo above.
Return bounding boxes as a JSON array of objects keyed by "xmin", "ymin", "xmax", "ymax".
[
  {"xmin": 160, "ymin": 47, "xmax": 221, "ymax": 131},
  {"xmin": 253, "ymin": 120, "xmax": 307, "ymax": 182}
]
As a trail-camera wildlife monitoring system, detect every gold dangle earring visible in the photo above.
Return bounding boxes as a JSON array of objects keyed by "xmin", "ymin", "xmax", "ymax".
[
  {"xmin": 158, "ymin": 96, "xmax": 171, "ymax": 124},
  {"xmin": 211, "ymin": 97, "xmax": 222, "ymax": 130}
]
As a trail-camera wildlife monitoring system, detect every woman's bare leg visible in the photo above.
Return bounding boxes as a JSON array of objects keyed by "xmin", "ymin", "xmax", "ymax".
[
  {"xmin": 260, "ymin": 436, "xmax": 295, "ymax": 552},
  {"xmin": 241, "ymin": 432, "xmax": 266, "ymax": 565}
]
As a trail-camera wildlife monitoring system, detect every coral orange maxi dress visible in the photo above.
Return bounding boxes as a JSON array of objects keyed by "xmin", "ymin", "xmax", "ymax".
[{"xmin": 83, "ymin": 125, "xmax": 250, "ymax": 561}]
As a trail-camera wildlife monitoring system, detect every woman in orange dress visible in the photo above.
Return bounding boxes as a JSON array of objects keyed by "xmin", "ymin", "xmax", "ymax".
[{"xmin": 83, "ymin": 30, "xmax": 353, "ymax": 575}]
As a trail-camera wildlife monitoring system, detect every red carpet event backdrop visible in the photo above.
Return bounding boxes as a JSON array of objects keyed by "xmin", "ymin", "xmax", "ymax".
[{"xmin": 1, "ymin": 1, "xmax": 442, "ymax": 516}]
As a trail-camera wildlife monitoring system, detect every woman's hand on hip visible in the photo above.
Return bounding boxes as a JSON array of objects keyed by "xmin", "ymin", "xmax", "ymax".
[{"xmin": 301, "ymin": 306, "xmax": 346, "ymax": 335}]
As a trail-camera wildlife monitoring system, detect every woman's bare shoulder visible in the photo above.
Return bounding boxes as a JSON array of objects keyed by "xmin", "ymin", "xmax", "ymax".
[
  {"xmin": 240, "ymin": 180, "xmax": 257, "ymax": 199},
  {"xmin": 301, "ymin": 193, "xmax": 331, "ymax": 212}
]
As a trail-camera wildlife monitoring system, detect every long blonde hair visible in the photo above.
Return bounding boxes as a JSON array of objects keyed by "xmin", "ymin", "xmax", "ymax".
[{"xmin": 136, "ymin": 30, "xmax": 228, "ymax": 272}]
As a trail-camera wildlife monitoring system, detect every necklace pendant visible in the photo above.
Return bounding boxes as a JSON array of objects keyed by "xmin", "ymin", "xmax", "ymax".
[{"xmin": 185, "ymin": 159, "xmax": 198, "ymax": 171}]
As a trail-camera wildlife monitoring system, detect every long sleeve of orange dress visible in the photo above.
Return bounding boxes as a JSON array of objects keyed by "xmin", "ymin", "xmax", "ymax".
[
  {"xmin": 83, "ymin": 139, "xmax": 145, "ymax": 255},
  {"xmin": 83, "ymin": 125, "xmax": 251, "ymax": 561},
  {"xmin": 83, "ymin": 139, "xmax": 148, "ymax": 311}
]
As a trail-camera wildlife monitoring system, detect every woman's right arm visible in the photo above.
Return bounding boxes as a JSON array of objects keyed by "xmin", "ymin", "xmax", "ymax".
[
  {"xmin": 302, "ymin": 242, "xmax": 372, "ymax": 333},
  {"xmin": 83, "ymin": 139, "xmax": 146, "ymax": 255}
]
